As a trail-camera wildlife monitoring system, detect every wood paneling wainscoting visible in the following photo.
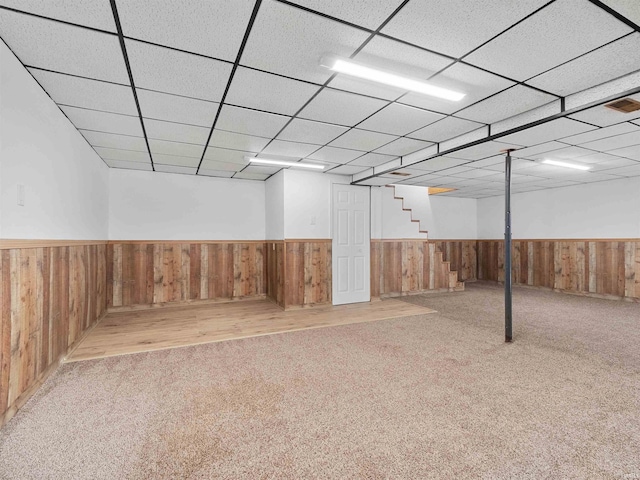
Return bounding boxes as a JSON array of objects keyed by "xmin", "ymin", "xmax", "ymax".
[
  {"xmin": 432, "ymin": 240, "xmax": 478, "ymax": 281},
  {"xmin": 107, "ymin": 242, "xmax": 266, "ymax": 309},
  {"xmin": 477, "ymin": 239, "xmax": 640, "ymax": 300},
  {"xmin": 371, "ymin": 240, "xmax": 463, "ymax": 298},
  {"xmin": 265, "ymin": 240, "xmax": 332, "ymax": 309},
  {"xmin": 0, "ymin": 241, "xmax": 107, "ymax": 427}
]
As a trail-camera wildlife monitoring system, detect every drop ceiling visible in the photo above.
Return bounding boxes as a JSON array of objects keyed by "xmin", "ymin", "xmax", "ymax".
[{"xmin": 0, "ymin": 0, "xmax": 639, "ymax": 198}]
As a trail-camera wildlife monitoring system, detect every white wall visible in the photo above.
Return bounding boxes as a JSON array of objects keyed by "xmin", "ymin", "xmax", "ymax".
[
  {"xmin": 477, "ymin": 176, "xmax": 640, "ymax": 239},
  {"xmin": 283, "ymin": 169, "xmax": 350, "ymax": 239},
  {"xmin": 0, "ymin": 40, "xmax": 109, "ymax": 239},
  {"xmin": 108, "ymin": 169, "xmax": 265, "ymax": 240},
  {"xmin": 371, "ymin": 186, "xmax": 424, "ymax": 239},
  {"xmin": 379, "ymin": 185, "xmax": 477, "ymax": 239},
  {"xmin": 265, "ymin": 170, "xmax": 285, "ymax": 240}
]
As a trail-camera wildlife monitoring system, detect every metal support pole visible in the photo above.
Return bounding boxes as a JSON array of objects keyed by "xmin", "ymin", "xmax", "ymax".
[{"xmin": 504, "ymin": 150, "xmax": 513, "ymax": 343}]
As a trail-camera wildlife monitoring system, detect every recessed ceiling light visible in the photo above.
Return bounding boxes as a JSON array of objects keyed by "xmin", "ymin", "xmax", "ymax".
[
  {"xmin": 320, "ymin": 55, "xmax": 465, "ymax": 102},
  {"xmin": 542, "ymin": 159, "xmax": 591, "ymax": 171},
  {"xmin": 247, "ymin": 157, "xmax": 324, "ymax": 170}
]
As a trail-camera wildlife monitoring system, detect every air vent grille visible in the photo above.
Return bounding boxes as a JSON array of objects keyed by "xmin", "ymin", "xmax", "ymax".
[{"xmin": 605, "ymin": 98, "xmax": 640, "ymax": 113}]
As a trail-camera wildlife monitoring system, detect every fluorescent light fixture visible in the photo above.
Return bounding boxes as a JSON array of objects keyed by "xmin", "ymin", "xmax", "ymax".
[
  {"xmin": 321, "ymin": 55, "xmax": 465, "ymax": 101},
  {"xmin": 247, "ymin": 157, "xmax": 324, "ymax": 170},
  {"xmin": 542, "ymin": 159, "xmax": 591, "ymax": 171}
]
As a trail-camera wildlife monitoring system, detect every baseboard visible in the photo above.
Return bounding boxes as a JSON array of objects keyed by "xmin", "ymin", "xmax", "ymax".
[{"xmin": 107, "ymin": 294, "xmax": 268, "ymax": 313}]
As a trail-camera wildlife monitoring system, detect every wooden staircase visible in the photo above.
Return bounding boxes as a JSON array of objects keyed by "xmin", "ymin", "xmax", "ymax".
[{"xmin": 390, "ymin": 186, "xmax": 464, "ymax": 292}]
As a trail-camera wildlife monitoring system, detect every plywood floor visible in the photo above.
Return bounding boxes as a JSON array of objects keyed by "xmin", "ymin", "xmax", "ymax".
[{"xmin": 67, "ymin": 299, "xmax": 436, "ymax": 362}]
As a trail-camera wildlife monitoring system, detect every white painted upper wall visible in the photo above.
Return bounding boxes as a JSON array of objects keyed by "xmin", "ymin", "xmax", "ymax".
[
  {"xmin": 0, "ymin": 40, "xmax": 109, "ymax": 239},
  {"xmin": 283, "ymin": 169, "xmax": 350, "ymax": 239},
  {"xmin": 477, "ymin": 176, "xmax": 640, "ymax": 239},
  {"xmin": 265, "ymin": 170, "xmax": 285, "ymax": 240},
  {"xmin": 108, "ymin": 169, "xmax": 265, "ymax": 240}
]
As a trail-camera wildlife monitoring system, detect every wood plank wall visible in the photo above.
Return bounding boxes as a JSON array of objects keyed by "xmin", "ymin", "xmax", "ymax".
[
  {"xmin": 477, "ymin": 240, "xmax": 640, "ymax": 300},
  {"xmin": 107, "ymin": 242, "xmax": 266, "ymax": 308},
  {"xmin": 265, "ymin": 242, "xmax": 285, "ymax": 308},
  {"xmin": 0, "ymin": 243, "xmax": 107, "ymax": 426},
  {"xmin": 371, "ymin": 240, "xmax": 461, "ymax": 298},
  {"xmin": 284, "ymin": 241, "xmax": 332, "ymax": 308},
  {"xmin": 432, "ymin": 241, "xmax": 478, "ymax": 281}
]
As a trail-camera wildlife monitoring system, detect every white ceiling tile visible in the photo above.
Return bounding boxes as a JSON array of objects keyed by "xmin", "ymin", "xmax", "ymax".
[
  {"xmin": 125, "ymin": 39, "xmax": 232, "ymax": 100},
  {"xmin": 233, "ymin": 172, "xmax": 269, "ymax": 181},
  {"xmin": 571, "ymin": 152, "xmax": 631, "ymax": 164},
  {"xmin": 94, "ymin": 147, "xmax": 151, "ymax": 163},
  {"xmin": 413, "ymin": 156, "xmax": 470, "ymax": 171},
  {"xmin": 60, "ymin": 106, "xmax": 142, "ymax": 137},
  {"xmin": 329, "ymin": 128, "xmax": 397, "ymax": 151},
  {"xmin": 208, "ymin": 130, "xmax": 270, "ymax": 152},
  {"xmin": 117, "ymin": 0, "xmax": 254, "ymax": 61},
  {"xmin": 381, "ymin": 0, "xmax": 548, "ymax": 58},
  {"xmin": 450, "ymin": 167, "xmax": 502, "ymax": 178},
  {"xmin": 526, "ymin": 145, "xmax": 598, "ymax": 161},
  {"xmin": 289, "ymin": 0, "xmax": 406, "ymax": 30},
  {"xmin": 215, "ymin": 105, "xmax": 290, "ymax": 138},
  {"xmin": 374, "ymin": 137, "xmax": 433, "ymax": 156},
  {"xmin": 29, "ymin": 68, "xmax": 137, "ymax": 115},
  {"xmin": 81, "ymin": 130, "xmax": 147, "ymax": 151},
  {"xmin": 328, "ymin": 35, "xmax": 453, "ymax": 100},
  {"xmin": 588, "ymin": 157, "xmax": 640, "ymax": 171},
  {"xmin": 358, "ymin": 103, "xmax": 443, "ymax": 136},
  {"xmin": 527, "ymin": 33, "xmax": 640, "ymax": 96},
  {"xmin": 0, "ymin": 0, "xmax": 117, "ymax": 31},
  {"xmin": 307, "ymin": 146, "xmax": 364, "ymax": 164},
  {"xmin": 327, "ymin": 164, "xmax": 369, "ymax": 175},
  {"xmin": 0, "ymin": 10, "xmax": 128, "ymax": 83},
  {"xmin": 594, "ymin": 163, "xmax": 640, "ymax": 176},
  {"xmin": 200, "ymin": 160, "xmax": 245, "ymax": 172},
  {"xmin": 456, "ymin": 85, "xmax": 556, "ymax": 124},
  {"xmin": 349, "ymin": 152, "xmax": 397, "ymax": 167},
  {"xmin": 437, "ymin": 166, "xmax": 474, "ymax": 176},
  {"xmin": 465, "ymin": 0, "xmax": 633, "ymax": 81},
  {"xmin": 261, "ymin": 140, "xmax": 320, "ymax": 158},
  {"xmin": 607, "ymin": 144, "xmax": 640, "ymax": 161},
  {"xmin": 561, "ymin": 122, "xmax": 639, "ymax": 146},
  {"xmin": 569, "ymin": 93, "xmax": 640, "ymax": 127},
  {"xmin": 148, "ymin": 139, "xmax": 204, "ymax": 158},
  {"xmin": 225, "ymin": 67, "xmax": 319, "ymax": 116},
  {"xmin": 154, "ymin": 164, "xmax": 197, "ymax": 175},
  {"xmin": 409, "ymin": 116, "xmax": 485, "ymax": 143},
  {"xmin": 240, "ymin": 0, "xmax": 369, "ymax": 84},
  {"xmin": 498, "ymin": 118, "xmax": 596, "ymax": 146},
  {"xmin": 449, "ymin": 141, "xmax": 524, "ymax": 161},
  {"xmin": 104, "ymin": 159, "xmax": 153, "ymax": 171},
  {"xmin": 400, "ymin": 63, "xmax": 515, "ymax": 115},
  {"xmin": 137, "ymin": 89, "xmax": 218, "ymax": 127},
  {"xmin": 144, "ymin": 118, "xmax": 210, "ymax": 144},
  {"xmin": 198, "ymin": 169, "xmax": 235, "ymax": 178},
  {"xmin": 277, "ymin": 118, "xmax": 349, "ymax": 145},
  {"xmin": 601, "ymin": 0, "xmax": 640, "ymax": 29},
  {"xmin": 151, "ymin": 154, "xmax": 200, "ymax": 168},
  {"xmin": 512, "ymin": 141, "xmax": 568, "ymax": 159},
  {"xmin": 464, "ymin": 156, "xmax": 503, "ymax": 168},
  {"xmin": 299, "ymin": 88, "xmax": 388, "ymax": 126},
  {"xmin": 242, "ymin": 164, "xmax": 282, "ymax": 175},
  {"xmin": 203, "ymin": 147, "xmax": 252, "ymax": 166},
  {"xmin": 384, "ymin": 167, "xmax": 432, "ymax": 178},
  {"xmin": 580, "ymin": 172, "xmax": 628, "ymax": 182},
  {"xmin": 580, "ymin": 130, "xmax": 640, "ymax": 152},
  {"xmin": 357, "ymin": 177, "xmax": 393, "ymax": 186}
]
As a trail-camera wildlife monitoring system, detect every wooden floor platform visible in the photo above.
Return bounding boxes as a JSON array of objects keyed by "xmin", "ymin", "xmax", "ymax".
[{"xmin": 67, "ymin": 299, "xmax": 436, "ymax": 362}]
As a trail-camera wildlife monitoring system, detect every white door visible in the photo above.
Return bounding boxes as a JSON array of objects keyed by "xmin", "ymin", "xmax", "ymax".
[{"xmin": 332, "ymin": 184, "xmax": 370, "ymax": 305}]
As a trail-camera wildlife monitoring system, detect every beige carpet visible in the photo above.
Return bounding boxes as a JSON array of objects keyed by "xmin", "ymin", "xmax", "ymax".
[{"xmin": 1, "ymin": 282, "xmax": 639, "ymax": 479}]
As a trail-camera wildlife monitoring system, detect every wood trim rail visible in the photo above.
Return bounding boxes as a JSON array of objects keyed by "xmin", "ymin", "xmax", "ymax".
[{"xmin": 0, "ymin": 239, "xmax": 108, "ymax": 249}]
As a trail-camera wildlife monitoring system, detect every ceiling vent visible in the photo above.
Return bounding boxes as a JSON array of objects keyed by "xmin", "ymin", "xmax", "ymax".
[
  {"xmin": 389, "ymin": 171, "xmax": 411, "ymax": 176},
  {"xmin": 604, "ymin": 98, "xmax": 640, "ymax": 113}
]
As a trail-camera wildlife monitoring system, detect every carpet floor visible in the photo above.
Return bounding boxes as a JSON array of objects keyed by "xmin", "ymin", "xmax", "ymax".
[{"xmin": 1, "ymin": 282, "xmax": 639, "ymax": 479}]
